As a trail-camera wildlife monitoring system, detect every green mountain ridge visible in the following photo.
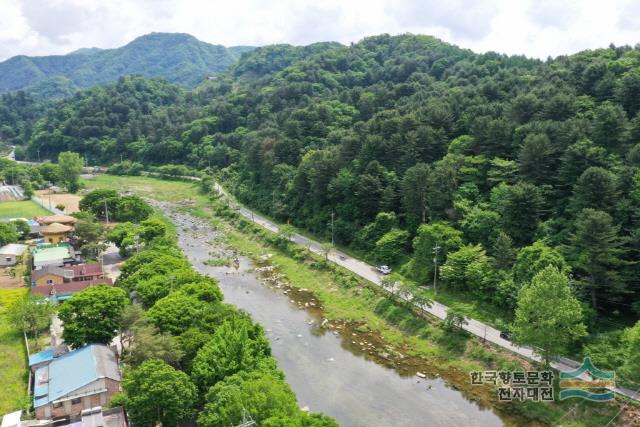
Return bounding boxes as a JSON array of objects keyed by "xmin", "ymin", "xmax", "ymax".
[{"xmin": 0, "ymin": 32, "xmax": 255, "ymax": 94}]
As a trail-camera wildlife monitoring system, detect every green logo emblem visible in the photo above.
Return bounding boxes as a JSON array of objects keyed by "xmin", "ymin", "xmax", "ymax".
[{"xmin": 559, "ymin": 357, "xmax": 615, "ymax": 401}]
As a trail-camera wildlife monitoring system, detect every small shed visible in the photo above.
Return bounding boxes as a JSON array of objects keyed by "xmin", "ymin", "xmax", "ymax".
[{"xmin": 0, "ymin": 244, "xmax": 28, "ymax": 267}]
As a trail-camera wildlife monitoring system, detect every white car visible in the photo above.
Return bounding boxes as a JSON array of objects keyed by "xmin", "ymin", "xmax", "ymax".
[{"xmin": 376, "ymin": 265, "xmax": 392, "ymax": 274}]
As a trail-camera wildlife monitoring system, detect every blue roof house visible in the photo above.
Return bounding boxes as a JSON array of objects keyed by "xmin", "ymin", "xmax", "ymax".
[{"xmin": 33, "ymin": 344, "xmax": 121, "ymax": 421}]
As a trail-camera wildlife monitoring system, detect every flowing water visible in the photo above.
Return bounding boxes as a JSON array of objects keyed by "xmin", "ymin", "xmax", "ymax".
[{"xmin": 163, "ymin": 204, "xmax": 505, "ymax": 427}]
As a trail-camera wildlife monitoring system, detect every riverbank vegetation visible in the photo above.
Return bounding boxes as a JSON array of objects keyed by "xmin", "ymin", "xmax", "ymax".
[
  {"xmin": 84, "ymin": 175, "xmax": 636, "ymax": 426},
  {"xmin": 60, "ymin": 190, "xmax": 338, "ymax": 427},
  {"xmin": 204, "ymin": 191, "xmax": 633, "ymax": 427}
]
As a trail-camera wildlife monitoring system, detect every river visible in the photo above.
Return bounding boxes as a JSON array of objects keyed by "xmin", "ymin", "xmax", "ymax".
[{"xmin": 163, "ymin": 204, "xmax": 504, "ymax": 427}]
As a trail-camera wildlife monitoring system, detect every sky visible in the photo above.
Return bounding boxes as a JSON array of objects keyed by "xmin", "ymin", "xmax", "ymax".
[{"xmin": 1, "ymin": 0, "xmax": 639, "ymax": 62}]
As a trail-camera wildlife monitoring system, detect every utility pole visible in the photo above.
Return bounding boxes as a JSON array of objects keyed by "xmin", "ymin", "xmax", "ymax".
[
  {"xmin": 331, "ymin": 210, "xmax": 335, "ymax": 246},
  {"xmin": 37, "ymin": 149, "xmax": 40, "ymax": 163},
  {"xmin": 104, "ymin": 199, "xmax": 109, "ymax": 224},
  {"xmin": 432, "ymin": 244, "xmax": 441, "ymax": 296},
  {"xmin": 234, "ymin": 409, "xmax": 256, "ymax": 427}
]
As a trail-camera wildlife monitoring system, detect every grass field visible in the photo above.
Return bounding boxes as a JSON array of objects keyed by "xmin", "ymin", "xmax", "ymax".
[
  {"xmin": 0, "ymin": 200, "xmax": 51, "ymax": 219},
  {"xmin": 0, "ymin": 288, "xmax": 29, "ymax": 413},
  {"xmin": 86, "ymin": 175, "xmax": 205, "ymax": 203}
]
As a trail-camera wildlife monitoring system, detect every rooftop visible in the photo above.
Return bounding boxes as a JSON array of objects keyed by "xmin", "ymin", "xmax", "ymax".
[
  {"xmin": 39, "ymin": 215, "xmax": 77, "ymax": 225},
  {"xmin": 31, "ymin": 279, "xmax": 113, "ymax": 299},
  {"xmin": 0, "ymin": 243, "xmax": 28, "ymax": 256},
  {"xmin": 4, "ymin": 218, "xmax": 39, "ymax": 226},
  {"xmin": 34, "ymin": 345, "xmax": 120, "ymax": 408},
  {"xmin": 40, "ymin": 223, "xmax": 73, "ymax": 234},
  {"xmin": 32, "ymin": 263, "xmax": 103, "ymax": 281},
  {"xmin": 32, "ymin": 244, "xmax": 74, "ymax": 265},
  {"xmin": 28, "ymin": 345, "xmax": 69, "ymax": 367}
]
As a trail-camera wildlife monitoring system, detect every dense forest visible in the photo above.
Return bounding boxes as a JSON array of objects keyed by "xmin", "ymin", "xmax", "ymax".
[{"xmin": 5, "ymin": 33, "xmax": 640, "ymax": 378}]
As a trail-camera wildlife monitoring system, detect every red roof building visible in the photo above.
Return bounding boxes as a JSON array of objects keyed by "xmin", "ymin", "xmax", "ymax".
[{"xmin": 31, "ymin": 278, "xmax": 113, "ymax": 301}]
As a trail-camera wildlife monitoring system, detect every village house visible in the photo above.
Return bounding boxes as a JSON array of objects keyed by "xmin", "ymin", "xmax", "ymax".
[
  {"xmin": 31, "ymin": 278, "xmax": 113, "ymax": 302},
  {"xmin": 36, "ymin": 215, "xmax": 77, "ymax": 244},
  {"xmin": 0, "ymin": 244, "xmax": 28, "ymax": 267},
  {"xmin": 32, "ymin": 263, "xmax": 107, "ymax": 287},
  {"xmin": 31, "ymin": 263, "xmax": 113, "ymax": 301},
  {"xmin": 39, "ymin": 223, "xmax": 73, "ymax": 244},
  {"xmin": 33, "ymin": 344, "xmax": 121, "ymax": 421}
]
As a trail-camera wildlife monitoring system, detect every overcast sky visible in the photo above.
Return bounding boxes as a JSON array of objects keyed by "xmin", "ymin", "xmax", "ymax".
[{"xmin": 1, "ymin": 0, "xmax": 639, "ymax": 62}]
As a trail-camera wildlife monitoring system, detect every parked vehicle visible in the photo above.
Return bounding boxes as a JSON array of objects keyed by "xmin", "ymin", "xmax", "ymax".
[
  {"xmin": 499, "ymin": 330, "xmax": 512, "ymax": 341},
  {"xmin": 376, "ymin": 265, "xmax": 392, "ymax": 274}
]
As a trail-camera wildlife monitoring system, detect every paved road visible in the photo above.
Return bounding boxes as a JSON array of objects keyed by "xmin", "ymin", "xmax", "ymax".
[
  {"xmin": 9, "ymin": 151, "xmax": 635, "ymax": 401},
  {"xmin": 213, "ymin": 183, "xmax": 640, "ymax": 402}
]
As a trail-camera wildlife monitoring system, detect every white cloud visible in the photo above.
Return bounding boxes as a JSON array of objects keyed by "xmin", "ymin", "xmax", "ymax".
[{"xmin": 0, "ymin": 0, "xmax": 639, "ymax": 61}]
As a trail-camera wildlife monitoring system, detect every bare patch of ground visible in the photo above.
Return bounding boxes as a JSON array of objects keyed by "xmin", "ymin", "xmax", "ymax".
[
  {"xmin": 34, "ymin": 191, "xmax": 82, "ymax": 213},
  {"xmin": 0, "ymin": 268, "xmax": 23, "ymax": 289}
]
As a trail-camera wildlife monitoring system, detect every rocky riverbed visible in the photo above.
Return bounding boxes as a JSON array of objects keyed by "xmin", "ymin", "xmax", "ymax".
[{"xmin": 157, "ymin": 201, "xmax": 504, "ymax": 427}]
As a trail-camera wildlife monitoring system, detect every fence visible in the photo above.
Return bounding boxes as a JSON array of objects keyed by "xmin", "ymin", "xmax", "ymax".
[{"xmin": 31, "ymin": 196, "xmax": 64, "ymax": 214}]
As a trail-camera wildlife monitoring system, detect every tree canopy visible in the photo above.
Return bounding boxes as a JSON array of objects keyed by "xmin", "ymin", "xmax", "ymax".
[
  {"xmin": 512, "ymin": 265, "xmax": 587, "ymax": 364},
  {"xmin": 58, "ymin": 285, "xmax": 128, "ymax": 347}
]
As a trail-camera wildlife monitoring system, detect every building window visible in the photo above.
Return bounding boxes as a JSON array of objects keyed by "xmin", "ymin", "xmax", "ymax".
[
  {"xmin": 53, "ymin": 402, "xmax": 63, "ymax": 408},
  {"xmin": 71, "ymin": 397, "xmax": 81, "ymax": 405},
  {"xmin": 46, "ymin": 279, "xmax": 54, "ymax": 285},
  {"xmin": 5, "ymin": 257, "xmax": 11, "ymax": 262}
]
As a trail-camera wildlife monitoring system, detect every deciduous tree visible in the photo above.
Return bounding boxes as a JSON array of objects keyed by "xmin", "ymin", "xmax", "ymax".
[
  {"xmin": 191, "ymin": 317, "xmax": 271, "ymax": 392},
  {"xmin": 121, "ymin": 359, "xmax": 196, "ymax": 427},
  {"xmin": 57, "ymin": 151, "xmax": 83, "ymax": 192},
  {"xmin": 58, "ymin": 285, "xmax": 128, "ymax": 347},
  {"xmin": 512, "ymin": 265, "xmax": 587, "ymax": 365}
]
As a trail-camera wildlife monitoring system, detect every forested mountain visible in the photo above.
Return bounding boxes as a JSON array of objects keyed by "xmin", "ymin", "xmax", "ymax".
[
  {"xmin": 0, "ymin": 33, "xmax": 253, "ymax": 94},
  {"xmin": 0, "ymin": 90, "xmax": 50, "ymax": 144},
  {"xmin": 11, "ymin": 34, "xmax": 640, "ymax": 335}
]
